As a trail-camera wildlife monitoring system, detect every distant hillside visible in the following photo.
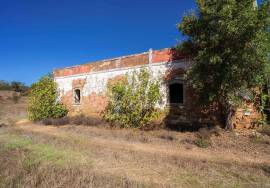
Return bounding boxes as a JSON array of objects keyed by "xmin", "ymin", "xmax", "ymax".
[
  {"xmin": 0, "ymin": 80, "xmax": 29, "ymax": 95},
  {"xmin": 0, "ymin": 91, "xmax": 28, "ymax": 125}
]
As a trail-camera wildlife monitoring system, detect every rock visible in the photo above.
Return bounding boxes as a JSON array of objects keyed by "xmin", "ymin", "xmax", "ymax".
[{"xmin": 0, "ymin": 123, "xmax": 7, "ymax": 127}]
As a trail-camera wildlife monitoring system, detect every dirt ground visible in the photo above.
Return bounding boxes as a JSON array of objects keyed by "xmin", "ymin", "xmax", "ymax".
[{"xmin": 0, "ymin": 93, "xmax": 269, "ymax": 188}]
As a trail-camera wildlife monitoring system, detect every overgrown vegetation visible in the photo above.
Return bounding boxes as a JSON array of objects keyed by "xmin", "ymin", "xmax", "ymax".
[
  {"xmin": 104, "ymin": 68, "xmax": 162, "ymax": 129},
  {"xmin": 28, "ymin": 76, "xmax": 68, "ymax": 121},
  {"xmin": 177, "ymin": 0, "xmax": 270, "ymax": 129}
]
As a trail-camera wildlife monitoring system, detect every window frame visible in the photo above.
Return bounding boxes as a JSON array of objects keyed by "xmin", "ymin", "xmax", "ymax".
[{"xmin": 73, "ymin": 88, "xmax": 82, "ymax": 105}]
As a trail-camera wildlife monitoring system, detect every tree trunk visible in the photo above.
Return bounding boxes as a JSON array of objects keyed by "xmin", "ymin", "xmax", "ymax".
[{"xmin": 225, "ymin": 108, "xmax": 235, "ymax": 130}]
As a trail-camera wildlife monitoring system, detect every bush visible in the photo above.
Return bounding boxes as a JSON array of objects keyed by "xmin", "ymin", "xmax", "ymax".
[
  {"xmin": 104, "ymin": 68, "xmax": 162, "ymax": 129},
  {"xmin": 28, "ymin": 76, "xmax": 68, "ymax": 121}
]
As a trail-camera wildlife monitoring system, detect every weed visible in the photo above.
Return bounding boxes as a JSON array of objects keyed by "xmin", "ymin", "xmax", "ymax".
[
  {"xmin": 258, "ymin": 125, "xmax": 270, "ymax": 137},
  {"xmin": 250, "ymin": 134, "xmax": 268, "ymax": 144},
  {"xmin": 0, "ymin": 134, "xmax": 89, "ymax": 167},
  {"xmin": 2, "ymin": 136, "xmax": 32, "ymax": 150},
  {"xmin": 197, "ymin": 127, "xmax": 212, "ymax": 140},
  {"xmin": 195, "ymin": 138, "xmax": 210, "ymax": 148},
  {"xmin": 27, "ymin": 144, "xmax": 69, "ymax": 166}
]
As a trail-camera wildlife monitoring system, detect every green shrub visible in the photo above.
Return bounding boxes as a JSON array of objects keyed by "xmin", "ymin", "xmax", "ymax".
[
  {"xmin": 28, "ymin": 76, "xmax": 68, "ymax": 121},
  {"xmin": 104, "ymin": 68, "xmax": 162, "ymax": 128}
]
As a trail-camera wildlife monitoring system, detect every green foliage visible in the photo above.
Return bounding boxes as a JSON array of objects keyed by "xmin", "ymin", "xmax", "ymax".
[
  {"xmin": 250, "ymin": 133, "xmax": 265, "ymax": 144},
  {"xmin": 104, "ymin": 68, "xmax": 162, "ymax": 128},
  {"xmin": 28, "ymin": 76, "xmax": 68, "ymax": 121},
  {"xmin": 177, "ymin": 0, "xmax": 270, "ymax": 128},
  {"xmin": 195, "ymin": 138, "xmax": 210, "ymax": 148}
]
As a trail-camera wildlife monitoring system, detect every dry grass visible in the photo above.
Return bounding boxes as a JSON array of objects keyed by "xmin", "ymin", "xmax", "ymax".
[
  {"xmin": 41, "ymin": 115, "xmax": 106, "ymax": 127},
  {"xmin": 0, "ymin": 93, "xmax": 28, "ymax": 125},
  {"xmin": 0, "ymin": 93, "xmax": 270, "ymax": 188}
]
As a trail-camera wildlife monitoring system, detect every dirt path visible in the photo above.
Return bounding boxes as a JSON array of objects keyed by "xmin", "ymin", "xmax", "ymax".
[
  {"xmin": 6, "ymin": 122, "xmax": 268, "ymax": 187},
  {"xmin": 16, "ymin": 123, "xmax": 270, "ymax": 166},
  {"xmin": 1, "ymin": 95, "xmax": 269, "ymax": 187}
]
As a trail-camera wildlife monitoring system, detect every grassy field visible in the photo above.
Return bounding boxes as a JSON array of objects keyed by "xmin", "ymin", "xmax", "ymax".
[{"xmin": 0, "ymin": 94, "xmax": 269, "ymax": 187}]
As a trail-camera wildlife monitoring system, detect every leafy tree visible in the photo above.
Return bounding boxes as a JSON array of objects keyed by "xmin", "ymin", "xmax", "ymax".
[
  {"xmin": 177, "ymin": 0, "xmax": 270, "ymax": 129},
  {"xmin": 28, "ymin": 76, "xmax": 68, "ymax": 121},
  {"xmin": 104, "ymin": 69, "xmax": 162, "ymax": 128}
]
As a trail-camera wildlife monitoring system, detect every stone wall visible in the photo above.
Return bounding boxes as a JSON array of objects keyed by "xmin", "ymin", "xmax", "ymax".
[
  {"xmin": 54, "ymin": 48, "xmax": 261, "ymax": 128},
  {"xmin": 54, "ymin": 48, "xmax": 189, "ymax": 116}
]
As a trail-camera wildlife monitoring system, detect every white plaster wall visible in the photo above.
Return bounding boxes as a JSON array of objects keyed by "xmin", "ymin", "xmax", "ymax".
[{"xmin": 55, "ymin": 60, "xmax": 190, "ymax": 108}]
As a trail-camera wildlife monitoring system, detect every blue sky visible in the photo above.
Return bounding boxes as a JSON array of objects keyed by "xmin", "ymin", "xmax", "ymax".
[
  {"xmin": 0, "ymin": 0, "xmax": 197, "ymax": 85},
  {"xmin": 1, "ymin": 0, "xmax": 263, "ymax": 86}
]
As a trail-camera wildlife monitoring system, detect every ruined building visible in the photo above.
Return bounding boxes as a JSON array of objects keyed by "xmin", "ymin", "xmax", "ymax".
[{"xmin": 54, "ymin": 48, "xmax": 261, "ymax": 129}]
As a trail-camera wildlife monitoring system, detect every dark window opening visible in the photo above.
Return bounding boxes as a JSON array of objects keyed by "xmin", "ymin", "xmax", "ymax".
[
  {"xmin": 169, "ymin": 83, "xmax": 184, "ymax": 104},
  {"xmin": 74, "ymin": 89, "xmax": 81, "ymax": 104}
]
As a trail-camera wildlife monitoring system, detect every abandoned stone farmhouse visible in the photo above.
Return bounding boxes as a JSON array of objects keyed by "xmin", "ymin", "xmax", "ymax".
[{"xmin": 54, "ymin": 48, "xmax": 260, "ymax": 129}]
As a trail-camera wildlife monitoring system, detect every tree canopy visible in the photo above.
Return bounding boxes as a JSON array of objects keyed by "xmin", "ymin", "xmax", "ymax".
[{"xmin": 178, "ymin": 0, "xmax": 270, "ymax": 128}]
